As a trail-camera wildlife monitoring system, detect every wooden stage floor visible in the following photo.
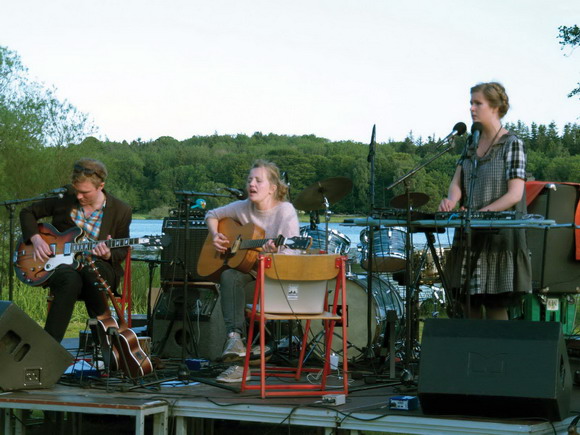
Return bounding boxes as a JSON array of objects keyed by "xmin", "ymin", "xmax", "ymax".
[{"xmin": 1, "ymin": 337, "xmax": 579, "ymax": 435}]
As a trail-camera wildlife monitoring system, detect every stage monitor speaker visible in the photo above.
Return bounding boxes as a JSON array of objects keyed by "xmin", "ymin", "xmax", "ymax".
[
  {"xmin": 418, "ymin": 319, "xmax": 572, "ymax": 421},
  {"xmin": 151, "ymin": 283, "xmax": 224, "ymax": 360},
  {"xmin": 0, "ymin": 301, "xmax": 73, "ymax": 391},
  {"xmin": 160, "ymin": 217, "xmax": 208, "ymax": 282},
  {"xmin": 527, "ymin": 183, "xmax": 580, "ymax": 293}
]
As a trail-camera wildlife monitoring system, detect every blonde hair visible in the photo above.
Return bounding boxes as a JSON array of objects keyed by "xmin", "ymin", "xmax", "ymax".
[
  {"xmin": 471, "ymin": 82, "xmax": 510, "ymax": 118},
  {"xmin": 71, "ymin": 158, "xmax": 107, "ymax": 187},
  {"xmin": 250, "ymin": 159, "xmax": 289, "ymax": 201}
]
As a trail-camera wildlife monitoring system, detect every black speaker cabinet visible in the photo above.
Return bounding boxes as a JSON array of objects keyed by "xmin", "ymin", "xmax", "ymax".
[
  {"xmin": 151, "ymin": 283, "xmax": 225, "ymax": 360},
  {"xmin": 418, "ymin": 319, "xmax": 572, "ymax": 421},
  {"xmin": 0, "ymin": 301, "xmax": 73, "ymax": 391},
  {"xmin": 527, "ymin": 183, "xmax": 580, "ymax": 293},
  {"xmin": 160, "ymin": 217, "xmax": 208, "ymax": 282}
]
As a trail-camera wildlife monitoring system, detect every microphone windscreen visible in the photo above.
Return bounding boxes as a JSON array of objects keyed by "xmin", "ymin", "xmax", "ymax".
[{"xmin": 453, "ymin": 122, "xmax": 467, "ymax": 136}]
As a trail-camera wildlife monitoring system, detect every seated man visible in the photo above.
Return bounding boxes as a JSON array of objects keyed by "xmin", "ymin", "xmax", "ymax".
[{"xmin": 20, "ymin": 158, "xmax": 132, "ymax": 342}]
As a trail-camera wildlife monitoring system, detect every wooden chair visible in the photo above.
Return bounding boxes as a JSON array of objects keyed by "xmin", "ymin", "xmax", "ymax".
[{"xmin": 240, "ymin": 253, "xmax": 349, "ymax": 398}]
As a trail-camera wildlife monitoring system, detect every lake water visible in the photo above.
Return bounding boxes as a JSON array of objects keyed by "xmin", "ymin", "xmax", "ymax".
[{"xmin": 130, "ymin": 219, "xmax": 454, "ymax": 252}]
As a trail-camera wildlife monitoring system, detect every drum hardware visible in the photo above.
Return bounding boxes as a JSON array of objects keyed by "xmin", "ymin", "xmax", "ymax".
[
  {"xmin": 301, "ymin": 275, "xmax": 404, "ymax": 361},
  {"xmin": 294, "ymin": 177, "xmax": 353, "ymax": 254},
  {"xmin": 378, "ymin": 309, "xmax": 399, "ymax": 379}
]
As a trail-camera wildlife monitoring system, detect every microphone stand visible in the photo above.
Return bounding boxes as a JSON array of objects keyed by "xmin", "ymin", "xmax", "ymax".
[
  {"xmin": 385, "ymin": 139, "xmax": 459, "ymax": 378},
  {"xmin": 365, "ymin": 125, "xmax": 376, "ymax": 359},
  {"xmin": 1, "ymin": 192, "xmax": 64, "ymax": 301},
  {"xmin": 177, "ymin": 194, "xmax": 197, "ymax": 380},
  {"xmin": 130, "ymin": 257, "xmax": 172, "ymax": 339},
  {"xmin": 462, "ymin": 154, "xmax": 479, "ymax": 319}
]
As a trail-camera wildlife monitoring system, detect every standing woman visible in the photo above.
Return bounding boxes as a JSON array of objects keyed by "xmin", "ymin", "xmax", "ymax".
[
  {"xmin": 439, "ymin": 82, "xmax": 532, "ymax": 320},
  {"xmin": 205, "ymin": 159, "xmax": 300, "ymax": 382}
]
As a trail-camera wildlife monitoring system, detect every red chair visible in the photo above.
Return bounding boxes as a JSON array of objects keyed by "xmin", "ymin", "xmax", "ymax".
[{"xmin": 241, "ymin": 253, "xmax": 349, "ymax": 398}]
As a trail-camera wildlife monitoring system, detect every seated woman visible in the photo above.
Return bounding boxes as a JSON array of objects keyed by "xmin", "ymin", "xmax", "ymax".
[{"xmin": 205, "ymin": 159, "xmax": 300, "ymax": 383}]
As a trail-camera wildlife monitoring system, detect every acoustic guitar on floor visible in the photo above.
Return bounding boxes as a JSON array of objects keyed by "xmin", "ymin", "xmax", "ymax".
[
  {"xmin": 197, "ymin": 218, "xmax": 312, "ymax": 278},
  {"xmin": 85, "ymin": 258, "xmax": 153, "ymax": 378}
]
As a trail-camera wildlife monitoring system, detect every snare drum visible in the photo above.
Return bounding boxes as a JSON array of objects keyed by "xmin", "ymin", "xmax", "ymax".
[
  {"xmin": 300, "ymin": 226, "xmax": 351, "ymax": 255},
  {"xmin": 360, "ymin": 227, "xmax": 407, "ymax": 272},
  {"xmin": 303, "ymin": 275, "xmax": 404, "ymax": 361}
]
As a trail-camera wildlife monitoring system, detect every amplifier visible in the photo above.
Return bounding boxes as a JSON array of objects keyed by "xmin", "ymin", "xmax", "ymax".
[
  {"xmin": 151, "ymin": 282, "xmax": 224, "ymax": 360},
  {"xmin": 527, "ymin": 183, "xmax": 580, "ymax": 293},
  {"xmin": 160, "ymin": 217, "xmax": 208, "ymax": 282}
]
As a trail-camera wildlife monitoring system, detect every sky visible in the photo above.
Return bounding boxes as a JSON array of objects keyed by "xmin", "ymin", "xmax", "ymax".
[{"xmin": 2, "ymin": 0, "xmax": 579, "ymax": 144}]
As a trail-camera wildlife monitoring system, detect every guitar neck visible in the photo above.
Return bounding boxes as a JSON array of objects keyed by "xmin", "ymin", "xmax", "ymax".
[
  {"xmin": 85, "ymin": 260, "xmax": 128, "ymax": 328},
  {"xmin": 239, "ymin": 238, "xmax": 275, "ymax": 250},
  {"xmin": 72, "ymin": 237, "xmax": 140, "ymax": 253}
]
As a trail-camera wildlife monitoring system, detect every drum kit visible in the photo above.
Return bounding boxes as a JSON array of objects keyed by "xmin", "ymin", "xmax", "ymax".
[{"xmin": 292, "ymin": 177, "xmax": 448, "ymax": 363}]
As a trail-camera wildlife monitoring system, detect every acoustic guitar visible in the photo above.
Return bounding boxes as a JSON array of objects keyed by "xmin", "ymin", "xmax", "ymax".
[
  {"xmin": 14, "ymin": 223, "xmax": 169, "ymax": 286},
  {"xmin": 197, "ymin": 217, "xmax": 312, "ymax": 278},
  {"xmin": 85, "ymin": 259, "xmax": 153, "ymax": 378}
]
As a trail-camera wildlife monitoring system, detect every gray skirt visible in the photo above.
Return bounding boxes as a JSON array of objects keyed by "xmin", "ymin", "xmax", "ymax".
[{"xmin": 444, "ymin": 227, "xmax": 532, "ymax": 296}]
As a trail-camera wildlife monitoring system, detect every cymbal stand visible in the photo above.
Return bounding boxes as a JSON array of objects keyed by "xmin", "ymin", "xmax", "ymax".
[
  {"xmin": 366, "ymin": 125, "xmax": 377, "ymax": 360},
  {"xmin": 385, "ymin": 138, "xmax": 460, "ymax": 379},
  {"xmin": 323, "ymin": 195, "xmax": 331, "ymax": 253},
  {"xmin": 402, "ymin": 182, "xmax": 416, "ymax": 376}
]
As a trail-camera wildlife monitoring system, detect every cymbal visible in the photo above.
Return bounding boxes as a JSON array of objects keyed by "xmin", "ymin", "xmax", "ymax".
[
  {"xmin": 390, "ymin": 192, "xmax": 429, "ymax": 209},
  {"xmin": 293, "ymin": 177, "xmax": 353, "ymax": 211}
]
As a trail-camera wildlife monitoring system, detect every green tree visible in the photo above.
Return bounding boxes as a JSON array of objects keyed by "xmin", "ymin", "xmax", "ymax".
[
  {"xmin": 0, "ymin": 46, "xmax": 96, "ymax": 149},
  {"xmin": 558, "ymin": 24, "xmax": 580, "ymax": 99}
]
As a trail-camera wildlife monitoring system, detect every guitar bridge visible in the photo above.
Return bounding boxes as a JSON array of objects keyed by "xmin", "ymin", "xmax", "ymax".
[{"xmin": 230, "ymin": 237, "xmax": 242, "ymax": 255}]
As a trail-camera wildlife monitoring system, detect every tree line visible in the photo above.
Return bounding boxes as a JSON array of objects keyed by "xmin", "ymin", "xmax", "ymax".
[{"xmin": 1, "ymin": 123, "xmax": 579, "ymax": 218}]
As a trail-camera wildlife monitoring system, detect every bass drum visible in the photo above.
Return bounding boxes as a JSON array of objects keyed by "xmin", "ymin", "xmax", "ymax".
[{"xmin": 302, "ymin": 275, "xmax": 404, "ymax": 361}]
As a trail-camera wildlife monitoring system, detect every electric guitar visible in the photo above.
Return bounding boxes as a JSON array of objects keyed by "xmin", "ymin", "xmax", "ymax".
[
  {"xmin": 13, "ymin": 223, "xmax": 169, "ymax": 286},
  {"xmin": 197, "ymin": 218, "xmax": 312, "ymax": 278},
  {"xmin": 85, "ymin": 259, "xmax": 153, "ymax": 378}
]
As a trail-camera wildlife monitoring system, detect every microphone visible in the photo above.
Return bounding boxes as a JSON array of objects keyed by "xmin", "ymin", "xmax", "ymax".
[
  {"xmin": 367, "ymin": 124, "xmax": 376, "ymax": 162},
  {"xmin": 281, "ymin": 171, "xmax": 289, "ymax": 187},
  {"xmin": 43, "ymin": 187, "xmax": 68, "ymax": 198},
  {"xmin": 191, "ymin": 198, "xmax": 206, "ymax": 209},
  {"xmin": 436, "ymin": 122, "xmax": 467, "ymax": 148},
  {"xmin": 223, "ymin": 187, "xmax": 246, "ymax": 199},
  {"xmin": 469, "ymin": 122, "xmax": 483, "ymax": 157}
]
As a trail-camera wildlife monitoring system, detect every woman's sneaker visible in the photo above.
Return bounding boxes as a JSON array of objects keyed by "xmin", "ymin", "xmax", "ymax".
[
  {"xmin": 216, "ymin": 365, "xmax": 250, "ymax": 383},
  {"xmin": 221, "ymin": 332, "xmax": 246, "ymax": 362}
]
